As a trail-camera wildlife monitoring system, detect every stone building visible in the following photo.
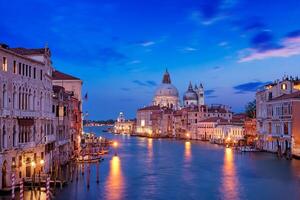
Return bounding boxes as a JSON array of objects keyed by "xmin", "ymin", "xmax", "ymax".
[
  {"xmin": 0, "ymin": 44, "xmax": 54, "ymax": 189},
  {"xmin": 256, "ymin": 76, "xmax": 300, "ymax": 157},
  {"xmin": 113, "ymin": 112, "xmax": 135, "ymax": 134},
  {"xmin": 135, "ymin": 70, "xmax": 238, "ymax": 140},
  {"xmin": 0, "ymin": 43, "xmax": 83, "ymax": 190},
  {"xmin": 52, "ymin": 70, "xmax": 82, "ymax": 158}
]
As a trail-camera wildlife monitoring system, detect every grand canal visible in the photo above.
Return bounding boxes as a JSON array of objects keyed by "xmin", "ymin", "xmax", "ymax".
[{"xmin": 54, "ymin": 126, "xmax": 300, "ymax": 200}]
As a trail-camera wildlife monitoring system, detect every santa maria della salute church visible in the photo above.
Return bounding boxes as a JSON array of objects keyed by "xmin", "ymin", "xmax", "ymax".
[
  {"xmin": 153, "ymin": 69, "xmax": 205, "ymax": 110},
  {"xmin": 135, "ymin": 70, "xmax": 240, "ymax": 140}
]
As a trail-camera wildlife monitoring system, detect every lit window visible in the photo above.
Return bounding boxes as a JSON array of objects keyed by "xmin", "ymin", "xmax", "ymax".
[
  {"xmin": 13, "ymin": 61, "xmax": 17, "ymax": 74},
  {"xmin": 141, "ymin": 120, "xmax": 145, "ymax": 127},
  {"xmin": 2, "ymin": 57, "xmax": 7, "ymax": 71},
  {"xmin": 281, "ymin": 83, "xmax": 287, "ymax": 90}
]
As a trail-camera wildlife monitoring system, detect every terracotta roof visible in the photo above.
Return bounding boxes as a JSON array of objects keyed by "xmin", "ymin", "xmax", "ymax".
[
  {"xmin": 9, "ymin": 48, "xmax": 49, "ymax": 55},
  {"xmin": 270, "ymin": 91, "xmax": 300, "ymax": 101},
  {"xmin": 52, "ymin": 70, "xmax": 80, "ymax": 80},
  {"xmin": 138, "ymin": 105, "xmax": 161, "ymax": 111}
]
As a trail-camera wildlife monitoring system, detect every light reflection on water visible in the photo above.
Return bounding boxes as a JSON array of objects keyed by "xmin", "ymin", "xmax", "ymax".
[
  {"xmin": 185, "ymin": 141, "xmax": 191, "ymax": 161},
  {"xmin": 221, "ymin": 148, "xmax": 240, "ymax": 200},
  {"xmin": 11, "ymin": 126, "xmax": 299, "ymax": 200},
  {"xmin": 105, "ymin": 156, "xmax": 124, "ymax": 200}
]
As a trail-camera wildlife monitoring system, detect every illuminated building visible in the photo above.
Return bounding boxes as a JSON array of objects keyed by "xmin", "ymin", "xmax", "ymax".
[
  {"xmin": 135, "ymin": 70, "xmax": 237, "ymax": 139},
  {"xmin": 0, "ymin": 43, "xmax": 83, "ymax": 189},
  {"xmin": 256, "ymin": 76, "xmax": 300, "ymax": 157},
  {"xmin": 113, "ymin": 112, "xmax": 135, "ymax": 134}
]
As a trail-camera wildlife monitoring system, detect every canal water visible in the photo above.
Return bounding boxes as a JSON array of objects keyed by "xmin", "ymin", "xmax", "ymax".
[{"xmin": 54, "ymin": 126, "xmax": 300, "ymax": 200}]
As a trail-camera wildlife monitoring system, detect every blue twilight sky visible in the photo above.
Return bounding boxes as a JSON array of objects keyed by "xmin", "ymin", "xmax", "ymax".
[{"xmin": 1, "ymin": 0, "xmax": 300, "ymax": 120}]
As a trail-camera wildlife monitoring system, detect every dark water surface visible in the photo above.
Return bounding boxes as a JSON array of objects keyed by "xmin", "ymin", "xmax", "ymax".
[{"xmin": 54, "ymin": 126, "xmax": 300, "ymax": 200}]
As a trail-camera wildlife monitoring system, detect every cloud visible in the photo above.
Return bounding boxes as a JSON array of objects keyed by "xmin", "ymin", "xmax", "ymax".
[
  {"xmin": 127, "ymin": 60, "xmax": 141, "ymax": 65},
  {"xmin": 183, "ymin": 47, "xmax": 198, "ymax": 52},
  {"xmin": 239, "ymin": 30, "xmax": 300, "ymax": 62},
  {"xmin": 205, "ymin": 89, "xmax": 215, "ymax": 95},
  {"xmin": 189, "ymin": 0, "xmax": 237, "ymax": 25},
  {"xmin": 234, "ymin": 17, "xmax": 266, "ymax": 32},
  {"xmin": 139, "ymin": 41, "xmax": 155, "ymax": 47},
  {"xmin": 133, "ymin": 80, "xmax": 157, "ymax": 87},
  {"xmin": 233, "ymin": 81, "xmax": 269, "ymax": 93},
  {"xmin": 218, "ymin": 41, "xmax": 228, "ymax": 47},
  {"xmin": 206, "ymin": 95, "xmax": 218, "ymax": 98},
  {"xmin": 146, "ymin": 80, "xmax": 157, "ymax": 86}
]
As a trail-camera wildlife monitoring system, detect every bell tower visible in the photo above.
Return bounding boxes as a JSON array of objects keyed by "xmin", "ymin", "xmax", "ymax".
[{"xmin": 196, "ymin": 83, "xmax": 205, "ymax": 106}]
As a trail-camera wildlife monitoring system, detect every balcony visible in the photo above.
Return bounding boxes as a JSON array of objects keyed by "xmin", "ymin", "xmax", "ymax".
[
  {"xmin": 19, "ymin": 141, "xmax": 36, "ymax": 149},
  {"xmin": 57, "ymin": 139, "xmax": 69, "ymax": 146},
  {"xmin": 45, "ymin": 134, "xmax": 56, "ymax": 144},
  {"xmin": 1, "ymin": 108, "xmax": 11, "ymax": 116}
]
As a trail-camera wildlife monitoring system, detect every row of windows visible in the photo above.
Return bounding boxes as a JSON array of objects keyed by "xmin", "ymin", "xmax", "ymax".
[{"xmin": 1, "ymin": 56, "xmax": 43, "ymax": 80}]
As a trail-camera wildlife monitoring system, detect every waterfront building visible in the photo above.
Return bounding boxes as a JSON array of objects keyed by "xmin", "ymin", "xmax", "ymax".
[
  {"xmin": 0, "ymin": 43, "xmax": 83, "ymax": 190},
  {"xmin": 256, "ymin": 76, "xmax": 300, "ymax": 157},
  {"xmin": 52, "ymin": 70, "xmax": 83, "ymax": 158},
  {"xmin": 113, "ymin": 112, "xmax": 135, "ymax": 134},
  {"xmin": 0, "ymin": 44, "xmax": 54, "ymax": 189},
  {"xmin": 197, "ymin": 117, "xmax": 244, "ymax": 143},
  {"xmin": 135, "ymin": 70, "xmax": 239, "ymax": 140},
  {"xmin": 136, "ymin": 106, "xmax": 161, "ymax": 136}
]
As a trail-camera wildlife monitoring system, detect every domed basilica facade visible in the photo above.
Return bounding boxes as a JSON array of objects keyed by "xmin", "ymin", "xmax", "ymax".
[{"xmin": 153, "ymin": 70, "xmax": 204, "ymax": 109}]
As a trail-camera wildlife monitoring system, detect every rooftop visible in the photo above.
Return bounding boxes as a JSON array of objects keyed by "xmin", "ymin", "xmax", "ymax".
[
  {"xmin": 270, "ymin": 91, "xmax": 300, "ymax": 101},
  {"xmin": 9, "ymin": 47, "xmax": 49, "ymax": 55},
  {"xmin": 52, "ymin": 70, "xmax": 80, "ymax": 81}
]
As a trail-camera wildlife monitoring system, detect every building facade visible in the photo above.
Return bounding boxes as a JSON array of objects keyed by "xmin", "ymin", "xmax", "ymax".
[
  {"xmin": 113, "ymin": 112, "xmax": 135, "ymax": 134},
  {"xmin": 0, "ymin": 44, "xmax": 54, "ymax": 189},
  {"xmin": 256, "ymin": 76, "xmax": 300, "ymax": 157},
  {"xmin": 135, "ymin": 70, "xmax": 240, "ymax": 141},
  {"xmin": 0, "ymin": 43, "xmax": 83, "ymax": 189}
]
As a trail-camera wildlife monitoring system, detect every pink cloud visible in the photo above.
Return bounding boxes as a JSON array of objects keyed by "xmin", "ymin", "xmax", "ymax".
[{"xmin": 238, "ymin": 36, "xmax": 300, "ymax": 62}]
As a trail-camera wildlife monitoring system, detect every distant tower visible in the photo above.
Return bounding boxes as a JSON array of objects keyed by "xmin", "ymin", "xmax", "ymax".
[
  {"xmin": 117, "ymin": 112, "xmax": 125, "ymax": 122},
  {"xmin": 195, "ymin": 83, "xmax": 205, "ymax": 106}
]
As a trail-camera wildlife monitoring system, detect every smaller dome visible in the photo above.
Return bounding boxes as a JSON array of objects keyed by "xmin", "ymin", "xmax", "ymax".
[{"xmin": 183, "ymin": 82, "xmax": 198, "ymax": 101}]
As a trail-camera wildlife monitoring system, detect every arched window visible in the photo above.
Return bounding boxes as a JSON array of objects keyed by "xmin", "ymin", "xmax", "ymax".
[
  {"xmin": 13, "ymin": 125, "xmax": 17, "ymax": 147},
  {"xmin": 2, "ymin": 125, "xmax": 7, "ymax": 149},
  {"xmin": 40, "ymin": 92, "xmax": 43, "ymax": 112},
  {"xmin": 2, "ymin": 84, "xmax": 7, "ymax": 108},
  {"xmin": 33, "ymin": 91, "xmax": 36, "ymax": 111},
  {"xmin": 18, "ymin": 87, "xmax": 22, "ymax": 110},
  {"xmin": 13, "ymin": 86, "xmax": 17, "ymax": 109}
]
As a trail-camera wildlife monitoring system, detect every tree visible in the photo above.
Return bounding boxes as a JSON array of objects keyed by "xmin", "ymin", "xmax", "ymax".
[{"xmin": 245, "ymin": 100, "xmax": 256, "ymax": 118}]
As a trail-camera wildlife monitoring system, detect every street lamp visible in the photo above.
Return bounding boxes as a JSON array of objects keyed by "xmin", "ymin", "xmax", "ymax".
[
  {"xmin": 39, "ymin": 159, "xmax": 45, "ymax": 190},
  {"xmin": 31, "ymin": 161, "xmax": 36, "ymax": 190},
  {"xmin": 113, "ymin": 141, "xmax": 118, "ymax": 156}
]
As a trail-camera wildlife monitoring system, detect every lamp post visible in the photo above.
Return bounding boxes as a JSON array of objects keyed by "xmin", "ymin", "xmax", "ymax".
[
  {"xmin": 31, "ymin": 161, "xmax": 36, "ymax": 190},
  {"xmin": 39, "ymin": 159, "xmax": 44, "ymax": 190}
]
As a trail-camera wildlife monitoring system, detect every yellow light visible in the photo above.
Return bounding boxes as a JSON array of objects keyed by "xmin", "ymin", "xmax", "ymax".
[
  {"xmin": 113, "ymin": 141, "xmax": 118, "ymax": 148},
  {"xmin": 186, "ymin": 133, "xmax": 190, "ymax": 138},
  {"xmin": 40, "ymin": 159, "xmax": 45, "ymax": 166},
  {"xmin": 31, "ymin": 161, "xmax": 36, "ymax": 168}
]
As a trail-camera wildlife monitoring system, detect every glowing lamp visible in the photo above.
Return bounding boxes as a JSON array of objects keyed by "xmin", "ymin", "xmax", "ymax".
[
  {"xmin": 31, "ymin": 161, "xmax": 36, "ymax": 168},
  {"xmin": 113, "ymin": 141, "xmax": 118, "ymax": 148},
  {"xmin": 40, "ymin": 159, "xmax": 45, "ymax": 166}
]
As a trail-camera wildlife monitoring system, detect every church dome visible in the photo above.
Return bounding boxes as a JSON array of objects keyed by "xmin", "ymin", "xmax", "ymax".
[
  {"xmin": 183, "ymin": 82, "xmax": 198, "ymax": 101},
  {"xmin": 153, "ymin": 69, "xmax": 179, "ymax": 109},
  {"xmin": 154, "ymin": 70, "xmax": 179, "ymax": 97},
  {"xmin": 155, "ymin": 83, "xmax": 179, "ymax": 97}
]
